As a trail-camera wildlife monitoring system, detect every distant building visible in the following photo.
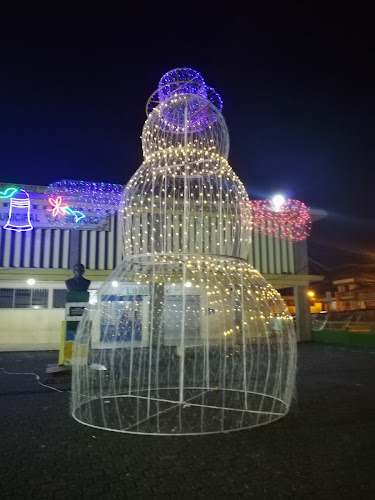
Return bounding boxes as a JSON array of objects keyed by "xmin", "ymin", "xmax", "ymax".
[
  {"xmin": 307, "ymin": 264, "xmax": 375, "ymax": 312},
  {"xmin": 334, "ymin": 277, "xmax": 375, "ymax": 311}
]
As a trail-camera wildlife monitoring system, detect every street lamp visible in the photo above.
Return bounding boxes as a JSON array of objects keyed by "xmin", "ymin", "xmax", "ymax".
[{"xmin": 271, "ymin": 194, "xmax": 286, "ymax": 211}]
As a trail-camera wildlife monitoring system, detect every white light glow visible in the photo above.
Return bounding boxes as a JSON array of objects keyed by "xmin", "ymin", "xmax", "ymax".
[
  {"xmin": 272, "ymin": 194, "xmax": 286, "ymax": 211},
  {"xmin": 27, "ymin": 278, "xmax": 36, "ymax": 286},
  {"xmin": 89, "ymin": 295, "xmax": 98, "ymax": 305},
  {"xmin": 112, "ymin": 281, "xmax": 119, "ymax": 287},
  {"xmin": 185, "ymin": 281, "xmax": 192, "ymax": 288}
]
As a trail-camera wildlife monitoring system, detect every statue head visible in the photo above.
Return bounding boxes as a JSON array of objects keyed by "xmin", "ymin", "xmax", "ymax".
[{"xmin": 73, "ymin": 263, "xmax": 85, "ymax": 278}]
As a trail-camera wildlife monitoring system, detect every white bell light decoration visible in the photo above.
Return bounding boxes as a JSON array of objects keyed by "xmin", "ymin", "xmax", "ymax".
[
  {"xmin": 3, "ymin": 189, "xmax": 33, "ymax": 232},
  {"xmin": 72, "ymin": 68, "xmax": 297, "ymax": 435}
]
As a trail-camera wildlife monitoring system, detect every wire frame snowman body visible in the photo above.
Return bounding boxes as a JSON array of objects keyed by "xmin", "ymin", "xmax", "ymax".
[{"xmin": 71, "ymin": 68, "xmax": 297, "ymax": 435}]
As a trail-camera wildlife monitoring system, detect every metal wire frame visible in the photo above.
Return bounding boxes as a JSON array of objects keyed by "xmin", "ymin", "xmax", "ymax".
[
  {"xmin": 72, "ymin": 253, "xmax": 296, "ymax": 435},
  {"xmin": 71, "ymin": 68, "xmax": 297, "ymax": 435}
]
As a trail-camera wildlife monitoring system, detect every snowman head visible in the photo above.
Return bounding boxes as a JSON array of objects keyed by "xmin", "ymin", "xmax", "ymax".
[{"xmin": 142, "ymin": 67, "xmax": 229, "ymax": 161}]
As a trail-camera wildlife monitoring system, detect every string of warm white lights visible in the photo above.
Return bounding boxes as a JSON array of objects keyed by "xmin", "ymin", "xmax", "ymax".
[{"xmin": 72, "ymin": 67, "xmax": 297, "ymax": 436}]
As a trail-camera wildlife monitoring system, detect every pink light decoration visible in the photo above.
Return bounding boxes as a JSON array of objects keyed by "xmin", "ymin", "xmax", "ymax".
[
  {"xmin": 241, "ymin": 199, "xmax": 312, "ymax": 241},
  {"xmin": 48, "ymin": 196, "xmax": 68, "ymax": 217},
  {"xmin": 47, "ymin": 196, "xmax": 86, "ymax": 224}
]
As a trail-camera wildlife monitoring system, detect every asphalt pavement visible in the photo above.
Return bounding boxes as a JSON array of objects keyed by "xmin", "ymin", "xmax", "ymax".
[{"xmin": 0, "ymin": 343, "xmax": 374, "ymax": 499}]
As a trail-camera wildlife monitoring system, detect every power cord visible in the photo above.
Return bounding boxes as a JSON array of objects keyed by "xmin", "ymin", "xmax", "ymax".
[{"xmin": 0, "ymin": 367, "xmax": 65, "ymax": 393}]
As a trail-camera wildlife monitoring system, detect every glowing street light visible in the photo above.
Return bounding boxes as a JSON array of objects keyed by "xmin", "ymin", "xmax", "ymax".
[{"xmin": 272, "ymin": 194, "xmax": 286, "ymax": 211}]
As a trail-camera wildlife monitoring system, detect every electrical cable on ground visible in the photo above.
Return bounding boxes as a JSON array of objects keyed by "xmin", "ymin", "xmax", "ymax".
[{"xmin": 0, "ymin": 367, "xmax": 65, "ymax": 393}]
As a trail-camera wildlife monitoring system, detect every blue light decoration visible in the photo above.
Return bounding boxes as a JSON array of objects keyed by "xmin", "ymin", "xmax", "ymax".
[
  {"xmin": 157, "ymin": 67, "xmax": 207, "ymax": 101},
  {"xmin": 146, "ymin": 67, "xmax": 223, "ymax": 133},
  {"xmin": 44, "ymin": 180, "xmax": 123, "ymax": 227},
  {"xmin": 3, "ymin": 189, "xmax": 33, "ymax": 232},
  {"xmin": 47, "ymin": 196, "xmax": 85, "ymax": 223}
]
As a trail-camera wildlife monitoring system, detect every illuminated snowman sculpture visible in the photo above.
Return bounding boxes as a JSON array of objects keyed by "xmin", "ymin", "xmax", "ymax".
[{"xmin": 72, "ymin": 68, "xmax": 297, "ymax": 435}]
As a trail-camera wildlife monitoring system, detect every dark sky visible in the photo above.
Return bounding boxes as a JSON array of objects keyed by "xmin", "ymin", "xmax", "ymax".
[{"xmin": 1, "ymin": 3, "xmax": 374, "ymax": 269}]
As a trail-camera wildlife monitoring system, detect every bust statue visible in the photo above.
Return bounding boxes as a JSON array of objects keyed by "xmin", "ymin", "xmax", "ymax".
[{"xmin": 65, "ymin": 263, "xmax": 91, "ymax": 292}]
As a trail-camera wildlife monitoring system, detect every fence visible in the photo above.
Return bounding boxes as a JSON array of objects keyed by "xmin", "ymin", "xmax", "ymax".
[{"xmin": 312, "ymin": 311, "xmax": 375, "ymax": 333}]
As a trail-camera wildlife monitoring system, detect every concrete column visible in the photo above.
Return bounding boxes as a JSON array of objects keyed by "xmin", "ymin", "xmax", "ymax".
[
  {"xmin": 294, "ymin": 285, "xmax": 312, "ymax": 341},
  {"xmin": 294, "ymin": 239, "xmax": 308, "ymax": 275}
]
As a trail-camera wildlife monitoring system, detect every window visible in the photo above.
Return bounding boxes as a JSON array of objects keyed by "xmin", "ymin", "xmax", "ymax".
[
  {"xmin": 0, "ymin": 289, "xmax": 14, "ymax": 308},
  {"xmin": 53, "ymin": 289, "xmax": 67, "ymax": 308},
  {"xmin": 31, "ymin": 289, "xmax": 48, "ymax": 308},
  {"xmin": 14, "ymin": 289, "xmax": 31, "ymax": 308},
  {"xmin": 0, "ymin": 288, "xmax": 48, "ymax": 308}
]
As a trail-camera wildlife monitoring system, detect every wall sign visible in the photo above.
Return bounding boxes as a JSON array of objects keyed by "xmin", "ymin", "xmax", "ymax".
[
  {"xmin": 69, "ymin": 306, "xmax": 86, "ymax": 317},
  {"xmin": 0, "ymin": 185, "xmax": 110, "ymax": 231}
]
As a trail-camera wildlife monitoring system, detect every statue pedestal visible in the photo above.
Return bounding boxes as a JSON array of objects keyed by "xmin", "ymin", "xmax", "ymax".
[{"xmin": 60, "ymin": 291, "xmax": 89, "ymax": 366}]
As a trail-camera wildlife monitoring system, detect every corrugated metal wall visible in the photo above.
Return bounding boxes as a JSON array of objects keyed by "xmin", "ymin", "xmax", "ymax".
[
  {"xmin": 0, "ymin": 214, "xmax": 122, "ymax": 270},
  {"xmin": 0, "ymin": 227, "xmax": 70, "ymax": 268},
  {"xmin": 0, "ymin": 212, "xmax": 295, "ymax": 274},
  {"xmin": 248, "ymin": 228, "xmax": 295, "ymax": 274}
]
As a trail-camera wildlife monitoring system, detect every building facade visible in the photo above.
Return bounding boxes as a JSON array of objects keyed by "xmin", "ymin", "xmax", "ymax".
[{"xmin": 0, "ymin": 182, "xmax": 323, "ymax": 351}]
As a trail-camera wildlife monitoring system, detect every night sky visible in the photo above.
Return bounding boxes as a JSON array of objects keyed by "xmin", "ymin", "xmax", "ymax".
[{"xmin": 1, "ymin": 4, "xmax": 374, "ymax": 269}]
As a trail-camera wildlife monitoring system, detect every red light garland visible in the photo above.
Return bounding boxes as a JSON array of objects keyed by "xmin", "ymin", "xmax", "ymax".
[{"xmin": 240, "ymin": 199, "xmax": 312, "ymax": 241}]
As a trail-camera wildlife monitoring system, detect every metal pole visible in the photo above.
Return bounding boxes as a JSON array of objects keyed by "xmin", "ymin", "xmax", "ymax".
[{"xmin": 179, "ymin": 101, "xmax": 189, "ymax": 404}]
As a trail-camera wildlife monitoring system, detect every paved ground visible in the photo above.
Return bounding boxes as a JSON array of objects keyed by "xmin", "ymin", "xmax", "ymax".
[{"xmin": 0, "ymin": 343, "xmax": 375, "ymax": 499}]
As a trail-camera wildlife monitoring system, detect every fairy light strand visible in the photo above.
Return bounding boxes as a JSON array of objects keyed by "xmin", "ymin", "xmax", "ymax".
[{"xmin": 72, "ymin": 67, "xmax": 297, "ymax": 436}]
